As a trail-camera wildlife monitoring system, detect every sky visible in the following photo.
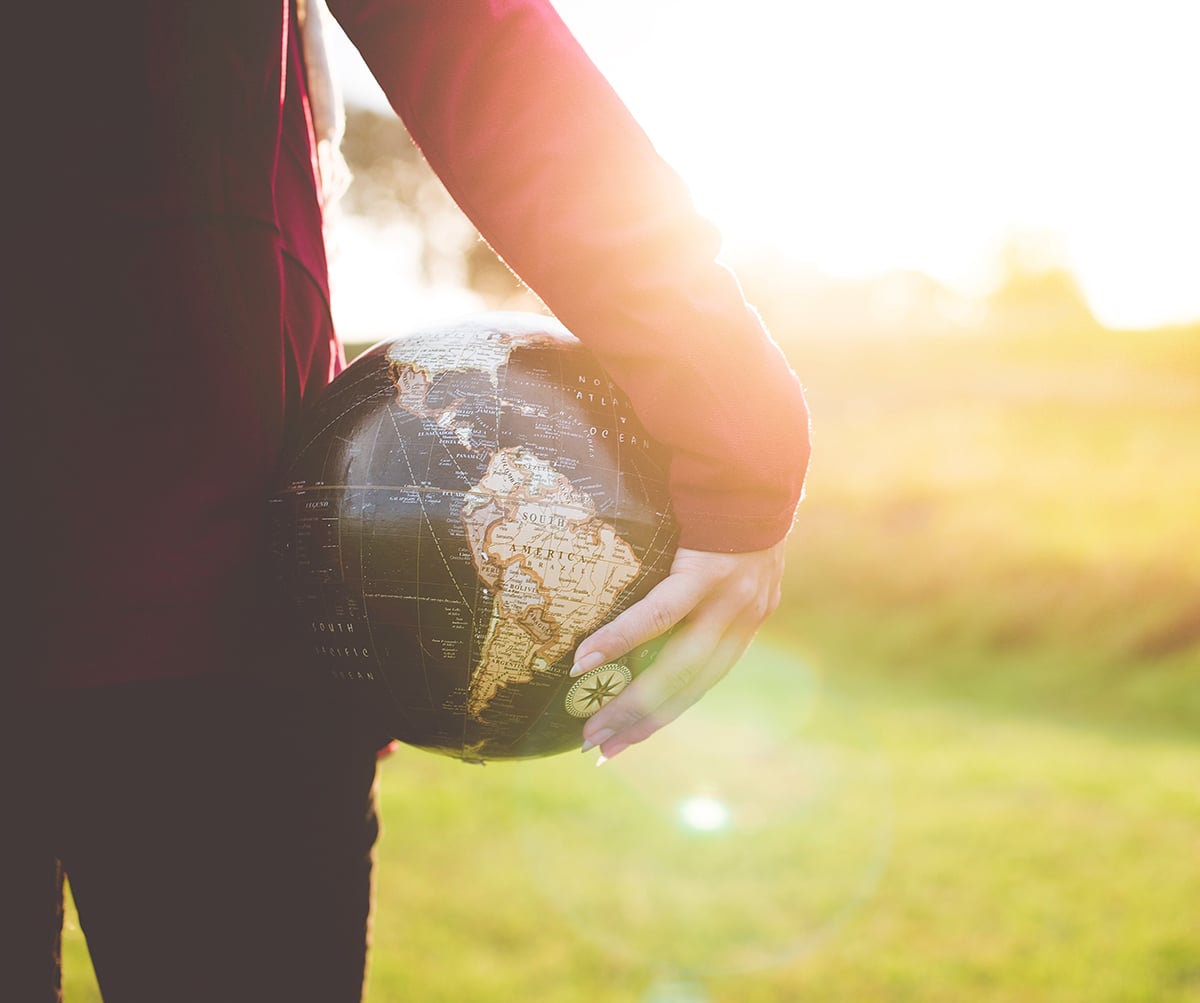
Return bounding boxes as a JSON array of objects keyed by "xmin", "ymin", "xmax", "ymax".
[{"xmin": 327, "ymin": 0, "xmax": 1200, "ymax": 331}]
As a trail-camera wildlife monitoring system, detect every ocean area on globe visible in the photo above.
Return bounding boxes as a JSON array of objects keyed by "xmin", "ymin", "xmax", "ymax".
[{"xmin": 268, "ymin": 312, "xmax": 678, "ymax": 762}]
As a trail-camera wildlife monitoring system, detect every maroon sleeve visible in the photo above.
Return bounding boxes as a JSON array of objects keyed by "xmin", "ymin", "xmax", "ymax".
[{"xmin": 328, "ymin": 0, "xmax": 810, "ymax": 551}]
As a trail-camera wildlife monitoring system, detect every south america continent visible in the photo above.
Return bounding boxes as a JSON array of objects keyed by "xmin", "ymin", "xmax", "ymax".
[{"xmin": 460, "ymin": 448, "xmax": 641, "ymax": 719}]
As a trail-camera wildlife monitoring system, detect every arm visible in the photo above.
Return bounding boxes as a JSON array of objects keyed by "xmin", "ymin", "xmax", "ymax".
[{"xmin": 330, "ymin": 0, "xmax": 811, "ymax": 751}]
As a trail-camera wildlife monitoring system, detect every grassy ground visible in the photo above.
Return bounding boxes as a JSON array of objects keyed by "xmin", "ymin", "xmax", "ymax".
[
  {"xmin": 62, "ymin": 323, "xmax": 1200, "ymax": 1000},
  {"xmin": 779, "ymin": 322, "xmax": 1200, "ymax": 730}
]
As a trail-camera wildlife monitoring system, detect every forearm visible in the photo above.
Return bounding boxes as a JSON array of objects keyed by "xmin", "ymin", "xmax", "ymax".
[{"xmin": 331, "ymin": 0, "xmax": 811, "ymax": 549}]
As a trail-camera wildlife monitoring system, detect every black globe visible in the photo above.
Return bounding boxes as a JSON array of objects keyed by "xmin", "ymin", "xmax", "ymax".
[{"xmin": 268, "ymin": 313, "xmax": 678, "ymax": 762}]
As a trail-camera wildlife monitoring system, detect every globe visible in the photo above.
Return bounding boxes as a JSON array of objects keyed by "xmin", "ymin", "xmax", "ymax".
[{"xmin": 268, "ymin": 312, "xmax": 678, "ymax": 762}]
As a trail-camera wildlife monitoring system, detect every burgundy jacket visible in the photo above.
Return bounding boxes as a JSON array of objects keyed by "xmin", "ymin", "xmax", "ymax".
[{"xmin": 11, "ymin": 1, "xmax": 809, "ymax": 688}]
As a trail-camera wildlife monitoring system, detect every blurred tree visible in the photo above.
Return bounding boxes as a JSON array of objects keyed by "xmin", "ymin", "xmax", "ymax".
[
  {"xmin": 985, "ymin": 233, "xmax": 1097, "ymax": 333},
  {"xmin": 339, "ymin": 107, "xmax": 528, "ymax": 305}
]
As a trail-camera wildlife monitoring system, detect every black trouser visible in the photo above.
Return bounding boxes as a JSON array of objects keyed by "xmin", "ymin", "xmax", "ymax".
[{"xmin": 0, "ymin": 674, "xmax": 384, "ymax": 1003}]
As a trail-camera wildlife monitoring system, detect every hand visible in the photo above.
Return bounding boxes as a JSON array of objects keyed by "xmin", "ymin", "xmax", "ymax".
[{"xmin": 571, "ymin": 540, "xmax": 787, "ymax": 760}]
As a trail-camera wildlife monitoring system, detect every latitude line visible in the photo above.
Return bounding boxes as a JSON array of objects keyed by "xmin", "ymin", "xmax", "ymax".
[{"xmin": 278, "ymin": 483, "xmax": 472, "ymax": 497}]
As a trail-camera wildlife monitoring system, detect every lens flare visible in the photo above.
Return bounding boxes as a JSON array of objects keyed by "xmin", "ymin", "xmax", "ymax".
[
  {"xmin": 508, "ymin": 638, "xmax": 892, "ymax": 981},
  {"xmin": 677, "ymin": 796, "xmax": 731, "ymax": 833}
]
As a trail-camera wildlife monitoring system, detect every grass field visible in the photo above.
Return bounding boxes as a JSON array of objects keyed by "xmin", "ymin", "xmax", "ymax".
[{"xmin": 62, "ymin": 322, "xmax": 1200, "ymax": 1001}]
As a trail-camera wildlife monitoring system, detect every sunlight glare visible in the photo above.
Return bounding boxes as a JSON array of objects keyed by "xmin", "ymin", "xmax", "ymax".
[
  {"xmin": 550, "ymin": 0, "xmax": 1200, "ymax": 328},
  {"xmin": 677, "ymin": 795, "xmax": 732, "ymax": 833},
  {"xmin": 330, "ymin": 0, "xmax": 1200, "ymax": 329}
]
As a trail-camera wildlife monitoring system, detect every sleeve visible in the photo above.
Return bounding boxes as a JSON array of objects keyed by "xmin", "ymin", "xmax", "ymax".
[{"xmin": 327, "ymin": 0, "xmax": 811, "ymax": 551}]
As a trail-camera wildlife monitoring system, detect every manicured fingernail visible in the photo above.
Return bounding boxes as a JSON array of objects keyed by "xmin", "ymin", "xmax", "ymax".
[
  {"xmin": 570, "ymin": 652, "xmax": 605, "ymax": 678},
  {"xmin": 596, "ymin": 743, "xmax": 629, "ymax": 766},
  {"xmin": 581, "ymin": 727, "xmax": 614, "ymax": 753}
]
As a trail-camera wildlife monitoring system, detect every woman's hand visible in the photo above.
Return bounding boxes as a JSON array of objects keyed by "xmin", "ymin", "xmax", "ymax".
[{"xmin": 571, "ymin": 540, "xmax": 788, "ymax": 760}]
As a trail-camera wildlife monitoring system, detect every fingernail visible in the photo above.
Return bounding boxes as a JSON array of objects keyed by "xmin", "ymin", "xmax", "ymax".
[
  {"xmin": 596, "ymin": 743, "xmax": 629, "ymax": 766},
  {"xmin": 570, "ymin": 652, "xmax": 605, "ymax": 678},
  {"xmin": 581, "ymin": 727, "xmax": 615, "ymax": 753}
]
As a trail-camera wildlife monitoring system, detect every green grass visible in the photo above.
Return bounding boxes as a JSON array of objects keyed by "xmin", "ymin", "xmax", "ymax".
[
  {"xmin": 777, "ymin": 323, "xmax": 1200, "ymax": 732},
  {"xmin": 62, "ymin": 656, "xmax": 1200, "ymax": 1002},
  {"xmin": 356, "ymin": 640, "xmax": 1200, "ymax": 1003},
  {"xmin": 62, "ymin": 323, "xmax": 1200, "ymax": 1000}
]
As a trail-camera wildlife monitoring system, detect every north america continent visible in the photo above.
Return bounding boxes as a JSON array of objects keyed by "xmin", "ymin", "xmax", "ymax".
[{"xmin": 460, "ymin": 448, "xmax": 641, "ymax": 719}]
